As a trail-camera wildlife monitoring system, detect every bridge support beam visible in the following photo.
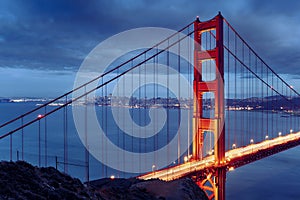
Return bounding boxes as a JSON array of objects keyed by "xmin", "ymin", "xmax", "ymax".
[
  {"xmin": 193, "ymin": 12, "xmax": 225, "ymax": 200},
  {"xmin": 215, "ymin": 167, "xmax": 226, "ymax": 200},
  {"xmin": 194, "ymin": 167, "xmax": 226, "ymax": 200}
]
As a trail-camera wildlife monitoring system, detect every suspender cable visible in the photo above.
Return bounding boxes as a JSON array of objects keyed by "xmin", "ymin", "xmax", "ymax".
[
  {"xmin": 84, "ymin": 86, "xmax": 90, "ymax": 182},
  {"xmin": 272, "ymin": 72, "xmax": 274, "ymax": 138},
  {"xmin": 234, "ymin": 32, "xmax": 238, "ymax": 146},
  {"xmin": 276, "ymin": 74, "xmax": 279, "ymax": 135},
  {"xmin": 131, "ymin": 61, "xmax": 134, "ymax": 174},
  {"xmin": 38, "ymin": 118, "xmax": 41, "ymax": 166},
  {"xmin": 153, "ymin": 52, "xmax": 156, "ymax": 165},
  {"xmin": 104, "ymin": 84, "xmax": 107, "ymax": 177},
  {"xmin": 262, "ymin": 61, "xmax": 264, "ymax": 141},
  {"xmin": 267, "ymin": 66, "xmax": 270, "ymax": 138},
  {"xmin": 64, "ymin": 95, "xmax": 68, "ymax": 173},
  {"xmin": 167, "ymin": 39, "xmax": 170, "ymax": 167},
  {"xmin": 21, "ymin": 117, "xmax": 24, "ymax": 160},
  {"xmin": 255, "ymin": 56, "xmax": 258, "ymax": 144},
  {"xmin": 241, "ymin": 43, "xmax": 245, "ymax": 146},
  {"xmin": 177, "ymin": 34, "xmax": 181, "ymax": 164},
  {"xmin": 10, "ymin": 129, "xmax": 12, "ymax": 161},
  {"xmin": 44, "ymin": 106, "xmax": 47, "ymax": 166},
  {"xmin": 116, "ymin": 60, "xmax": 120, "ymax": 176},
  {"xmin": 227, "ymin": 23, "xmax": 230, "ymax": 150},
  {"xmin": 144, "ymin": 52, "xmax": 147, "ymax": 168},
  {"xmin": 154, "ymin": 48, "xmax": 158, "ymax": 166},
  {"xmin": 187, "ymin": 27, "xmax": 191, "ymax": 157},
  {"xmin": 144, "ymin": 53, "xmax": 148, "ymax": 170},
  {"xmin": 101, "ymin": 78, "xmax": 104, "ymax": 177},
  {"xmin": 138, "ymin": 54, "xmax": 142, "ymax": 172}
]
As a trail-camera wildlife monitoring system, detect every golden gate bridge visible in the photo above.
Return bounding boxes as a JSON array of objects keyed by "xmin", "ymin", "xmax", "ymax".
[{"xmin": 1, "ymin": 13, "xmax": 300, "ymax": 200}]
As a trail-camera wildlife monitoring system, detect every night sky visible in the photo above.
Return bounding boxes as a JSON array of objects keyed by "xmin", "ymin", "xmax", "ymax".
[{"xmin": 0, "ymin": 0, "xmax": 300, "ymax": 97}]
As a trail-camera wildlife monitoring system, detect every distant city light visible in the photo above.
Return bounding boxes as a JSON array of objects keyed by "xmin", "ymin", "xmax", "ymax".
[{"xmin": 110, "ymin": 175, "xmax": 115, "ymax": 180}]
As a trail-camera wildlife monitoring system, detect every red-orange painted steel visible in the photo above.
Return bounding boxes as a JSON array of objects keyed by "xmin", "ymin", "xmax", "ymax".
[{"xmin": 193, "ymin": 12, "xmax": 225, "ymax": 200}]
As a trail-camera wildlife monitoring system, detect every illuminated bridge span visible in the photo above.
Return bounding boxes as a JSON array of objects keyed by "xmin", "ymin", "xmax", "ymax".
[
  {"xmin": 139, "ymin": 130, "xmax": 300, "ymax": 180},
  {"xmin": 1, "ymin": 12, "xmax": 300, "ymax": 200}
]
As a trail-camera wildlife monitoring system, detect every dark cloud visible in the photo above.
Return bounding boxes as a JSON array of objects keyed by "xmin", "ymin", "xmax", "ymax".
[
  {"xmin": 0, "ymin": 0, "xmax": 299, "ymax": 76},
  {"xmin": 223, "ymin": 0, "xmax": 300, "ymax": 74}
]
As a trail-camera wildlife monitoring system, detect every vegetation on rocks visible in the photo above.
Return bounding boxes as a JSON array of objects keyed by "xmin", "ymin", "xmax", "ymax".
[{"xmin": 0, "ymin": 161, "xmax": 208, "ymax": 200}]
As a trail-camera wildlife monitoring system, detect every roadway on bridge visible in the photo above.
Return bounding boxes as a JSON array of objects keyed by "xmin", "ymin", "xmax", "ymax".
[{"xmin": 139, "ymin": 131, "xmax": 300, "ymax": 181}]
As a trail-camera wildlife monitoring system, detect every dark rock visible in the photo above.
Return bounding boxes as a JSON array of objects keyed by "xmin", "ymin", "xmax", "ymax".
[
  {"xmin": 0, "ymin": 161, "xmax": 208, "ymax": 200},
  {"xmin": 89, "ymin": 177, "xmax": 208, "ymax": 200},
  {"xmin": 0, "ymin": 161, "xmax": 93, "ymax": 199}
]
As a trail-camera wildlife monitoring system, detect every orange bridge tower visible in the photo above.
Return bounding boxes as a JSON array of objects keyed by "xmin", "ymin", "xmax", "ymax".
[{"xmin": 193, "ymin": 12, "xmax": 226, "ymax": 200}]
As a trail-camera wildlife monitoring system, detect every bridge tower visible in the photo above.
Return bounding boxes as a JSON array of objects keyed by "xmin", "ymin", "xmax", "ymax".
[{"xmin": 193, "ymin": 12, "xmax": 226, "ymax": 200}]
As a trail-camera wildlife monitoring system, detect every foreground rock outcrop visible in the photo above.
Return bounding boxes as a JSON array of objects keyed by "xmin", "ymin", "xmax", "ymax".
[
  {"xmin": 0, "ymin": 161, "xmax": 91, "ymax": 199},
  {"xmin": 0, "ymin": 161, "xmax": 208, "ymax": 200},
  {"xmin": 89, "ymin": 178, "xmax": 208, "ymax": 200}
]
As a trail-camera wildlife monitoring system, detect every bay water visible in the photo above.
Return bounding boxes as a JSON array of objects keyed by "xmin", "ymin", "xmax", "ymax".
[{"xmin": 0, "ymin": 102, "xmax": 299, "ymax": 199}]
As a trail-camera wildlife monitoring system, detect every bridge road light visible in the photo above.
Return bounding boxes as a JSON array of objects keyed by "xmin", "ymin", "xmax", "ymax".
[
  {"xmin": 232, "ymin": 144, "xmax": 236, "ymax": 149},
  {"xmin": 110, "ymin": 175, "xmax": 115, "ymax": 180},
  {"xmin": 152, "ymin": 164, "xmax": 156, "ymax": 171},
  {"xmin": 278, "ymin": 132, "xmax": 282, "ymax": 137},
  {"xmin": 250, "ymin": 139, "xmax": 254, "ymax": 153},
  {"xmin": 152, "ymin": 165, "xmax": 156, "ymax": 175},
  {"xmin": 265, "ymin": 135, "xmax": 269, "ymax": 140},
  {"xmin": 290, "ymin": 129, "xmax": 293, "ymax": 133},
  {"xmin": 184, "ymin": 156, "xmax": 188, "ymax": 163},
  {"xmin": 228, "ymin": 166, "xmax": 235, "ymax": 171}
]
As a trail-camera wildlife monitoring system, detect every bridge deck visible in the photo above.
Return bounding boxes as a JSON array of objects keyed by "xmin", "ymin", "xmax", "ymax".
[{"xmin": 139, "ymin": 131, "xmax": 300, "ymax": 181}]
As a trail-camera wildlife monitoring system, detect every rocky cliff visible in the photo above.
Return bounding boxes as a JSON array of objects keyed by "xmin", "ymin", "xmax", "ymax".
[{"xmin": 0, "ymin": 161, "xmax": 208, "ymax": 200}]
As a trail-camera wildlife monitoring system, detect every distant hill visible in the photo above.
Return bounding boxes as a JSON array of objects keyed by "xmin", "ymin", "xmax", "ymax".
[
  {"xmin": 2, "ymin": 95, "xmax": 299, "ymax": 111},
  {"xmin": 227, "ymin": 95, "xmax": 300, "ymax": 110}
]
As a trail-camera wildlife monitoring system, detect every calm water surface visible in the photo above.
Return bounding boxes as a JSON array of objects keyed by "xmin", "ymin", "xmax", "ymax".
[{"xmin": 0, "ymin": 102, "xmax": 300, "ymax": 200}]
